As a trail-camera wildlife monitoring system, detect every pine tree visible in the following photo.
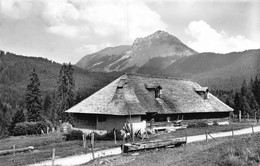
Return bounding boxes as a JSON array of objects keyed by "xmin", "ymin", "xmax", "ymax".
[
  {"xmin": 252, "ymin": 77, "xmax": 260, "ymax": 105},
  {"xmin": 234, "ymin": 92, "xmax": 241, "ymax": 115},
  {"xmin": 0, "ymin": 100, "xmax": 11, "ymax": 138},
  {"xmin": 25, "ymin": 68, "xmax": 42, "ymax": 122},
  {"xmin": 238, "ymin": 79, "xmax": 259, "ymax": 116},
  {"xmin": 56, "ymin": 63, "xmax": 75, "ymax": 122},
  {"xmin": 240, "ymin": 96, "xmax": 251, "ymax": 117},
  {"xmin": 241, "ymin": 79, "xmax": 248, "ymax": 96},
  {"xmin": 43, "ymin": 93, "xmax": 52, "ymax": 118},
  {"xmin": 8, "ymin": 108, "xmax": 25, "ymax": 134}
]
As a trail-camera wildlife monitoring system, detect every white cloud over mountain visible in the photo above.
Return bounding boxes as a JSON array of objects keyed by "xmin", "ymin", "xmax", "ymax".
[
  {"xmin": 1, "ymin": 0, "xmax": 259, "ymax": 63},
  {"xmin": 185, "ymin": 20, "xmax": 260, "ymax": 53},
  {"xmin": 1, "ymin": 0, "xmax": 167, "ymax": 60},
  {"xmin": 1, "ymin": 0, "xmax": 166, "ymax": 41}
]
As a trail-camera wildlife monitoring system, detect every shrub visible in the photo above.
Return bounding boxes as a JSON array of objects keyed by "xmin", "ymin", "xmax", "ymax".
[
  {"xmin": 87, "ymin": 130, "xmax": 123, "ymax": 141},
  {"xmin": 64, "ymin": 130, "xmax": 83, "ymax": 141},
  {"xmin": 13, "ymin": 121, "xmax": 52, "ymax": 136},
  {"xmin": 25, "ymin": 122, "xmax": 38, "ymax": 135},
  {"xmin": 213, "ymin": 121, "xmax": 219, "ymax": 126},
  {"xmin": 64, "ymin": 130, "xmax": 124, "ymax": 141},
  {"xmin": 8, "ymin": 108, "xmax": 25, "ymax": 134},
  {"xmin": 187, "ymin": 121, "xmax": 209, "ymax": 128},
  {"xmin": 13, "ymin": 122, "xmax": 28, "ymax": 136},
  {"xmin": 36, "ymin": 121, "xmax": 52, "ymax": 133}
]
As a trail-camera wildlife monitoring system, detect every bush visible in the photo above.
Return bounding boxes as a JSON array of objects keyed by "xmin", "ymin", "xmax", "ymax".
[
  {"xmin": 87, "ymin": 130, "xmax": 123, "ymax": 141},
  {"xmin": 213, "ymin": 121, "xmax": 219, "ymax": 126},
  {"xmin": 64, "ymin": 130, "xmax": 83, "ymax": 141},
  {"xmin": 13, "ymin": 121, "xmax": 52, "ymax": 136},
  {"xmin": 13, "ymin": 123, "xmax": 28, "ymax": 136},
  {"xmin": 187, "ymin": 121, "xmax": 209, "ymax": 128},
  {"xmin": 36, "ymin": 121, "xmax": 52, "ymax": 133},
  {"xmin": 64, "ymin": 130, "xmax": 124, "ymax": 141}
]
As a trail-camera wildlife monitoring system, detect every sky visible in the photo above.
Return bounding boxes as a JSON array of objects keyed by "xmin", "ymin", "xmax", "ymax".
[{"xmin": 0, "ymin": 0, "xmax": 260, "ymax": 64}]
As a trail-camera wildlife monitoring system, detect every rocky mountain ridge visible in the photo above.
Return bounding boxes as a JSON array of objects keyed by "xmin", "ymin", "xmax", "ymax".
[{"xmin": 76, "ymin": 30, "xmax": 197, "ymax": 72}]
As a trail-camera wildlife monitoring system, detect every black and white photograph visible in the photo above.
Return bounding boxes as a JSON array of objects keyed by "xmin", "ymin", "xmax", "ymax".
[{"xmin": 0, "ymin": 0, "xmax": 260, "ymax": 165}]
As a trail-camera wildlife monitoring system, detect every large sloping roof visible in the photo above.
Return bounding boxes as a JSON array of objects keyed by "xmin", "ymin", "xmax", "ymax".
[{"xmin": 66, "ymin": 73, "xmax": 233, "ymax": 115}]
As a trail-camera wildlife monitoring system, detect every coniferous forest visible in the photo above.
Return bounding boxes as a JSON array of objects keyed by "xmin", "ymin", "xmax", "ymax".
[
  {"xmin": 0, "ymin": 49, "xmax": 260, "ymax": 138},
  {"xmin": 0, "ymin": 50, "xmax": 121, "ymax": 138},
  {"xmin": 211, "ymin": 78, "xmax": 260, "ymax": 118}
]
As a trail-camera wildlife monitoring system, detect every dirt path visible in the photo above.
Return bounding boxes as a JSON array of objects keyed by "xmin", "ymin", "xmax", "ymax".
[
  {"xmin": 187, "ymin": 125, "xmax": 260, "ymax": 143},
  {"xmin": 29, "ymin": 125, "xmax": 260, "ymax": 166},
  {"xmin": 28, "ymin": 147, "xmax": 122, "ymax": 166}
]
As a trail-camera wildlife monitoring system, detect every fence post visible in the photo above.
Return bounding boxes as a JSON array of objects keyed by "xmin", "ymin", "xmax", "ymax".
[
  {"xmin": 122, "ymin": 133, "xmax": 126, "ymax": 153},
  {"xmin": 114, "ymin": 129, "xmax": 117, "ymax": 144},
  {"xmin": 82, "ymin": 133, "xmax": 86, "ymax": 148},
  {"xmin": 51, "ymin": 148, "xmax": 55, "ymax": 166},
  {"xmin": 185, "ymin": 129, "xmax": 188, "ymax": 143},
  {"xmin": 205, "ymin": 130, "xmax": 208, "ymax": 143},
  {"xmin": 91, "ymin": 132, "xmax": 95, "ymax": 159},
  {"xmin": 239, "ymin": 110, "xmax": 241, "ymax": 122},
  {"xmin": 13, "ymin": 145, "xmax": 15, "ymax": 164},
  {"xmin": 232, "ymin": 126, "xmax": 234, "ymax": 138},
  {"xmin": 252, "ymin": 125, "xmax": 254, "ymax": 135}
]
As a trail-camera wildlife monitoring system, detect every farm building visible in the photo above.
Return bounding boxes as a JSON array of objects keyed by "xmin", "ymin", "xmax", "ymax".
[{"xmin": 66, "ymin": 73, "xmax": 233, "ymax": 132}]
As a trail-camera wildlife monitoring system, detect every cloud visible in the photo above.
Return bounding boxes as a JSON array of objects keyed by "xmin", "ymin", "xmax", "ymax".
[
  {"xmin": 75, "ymin": 0, "xmax": 167, "ymax": 41},
  {"xmin": 76, "ymin": 43, "xmax": 112, "ymax": 54},
  {"xmin": 1, "ymin": 0, "xmax": 33, "ymax": 19},
  {"xmin": 1, "ymin": 0, "xmax": 166, "ymax": 42},
  {"xmin": 185, "ymin": 20, "xmax": 260, "ymax": 53},
  {"xmin": 46, "ymin": 24, "xmax": 78, "ymax": 38}
]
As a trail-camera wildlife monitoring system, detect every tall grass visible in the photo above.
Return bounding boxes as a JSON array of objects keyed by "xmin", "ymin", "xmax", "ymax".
[{"xmin": 217, "ymin": 135, "xmax": 260, "ymax": 166}]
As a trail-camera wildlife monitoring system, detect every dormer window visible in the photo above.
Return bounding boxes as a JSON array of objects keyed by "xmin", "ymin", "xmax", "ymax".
[
  {"xmin": 195, "ymin": 87, "xmax": 209, "ymax": 100},
  {"xmin": 145, "ymin": 83, "xmax": 162, "ymax": 98},
  {"xmin": 155, "ymin": 86, "xmax": 162, "ymax": 98},
  {"xmin": 117, "ymin": 79, "xmax": 126, "ymax": 89}
]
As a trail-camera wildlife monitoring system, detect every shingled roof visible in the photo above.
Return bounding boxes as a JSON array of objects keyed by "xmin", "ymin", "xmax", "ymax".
[{"xmin": 66, "ymin": 73, "xmax": 233, "ymax": 115}]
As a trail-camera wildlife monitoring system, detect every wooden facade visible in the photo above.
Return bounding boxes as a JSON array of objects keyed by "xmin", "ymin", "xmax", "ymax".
[{"xmin": 72, "ymin": 114, "xmax": 143, "ymax": 131}]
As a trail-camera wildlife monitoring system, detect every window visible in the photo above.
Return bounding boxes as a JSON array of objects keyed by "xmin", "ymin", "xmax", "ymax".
[
  {"xmin": 155, "ymin": 87, "xmax": 162, "ymax": 98},
  {"xmin": 145, "ymin": 84, "xmax": 162, "ymax": 98},
  {"xmin": 98, "ymin": 115, "xmax": 106, "ymax": 122},
  {"xmin": 195, "ymin": 87, "xmax": 209, "ymax": 100}
]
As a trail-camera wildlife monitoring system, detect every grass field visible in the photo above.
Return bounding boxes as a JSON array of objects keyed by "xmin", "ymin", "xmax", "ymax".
[
  {"xmin": 88, "ymin": 133, "xmax": 260, "ymax": 166},
  {"xmin": 0, "ymin": 133, "xmax": 121, "ymax": 166},
  {"xmin": 0, "ymin": 122, "xmax": 257, "ymax": 166}
]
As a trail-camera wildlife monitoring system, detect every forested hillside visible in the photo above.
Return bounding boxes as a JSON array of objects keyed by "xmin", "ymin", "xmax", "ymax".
[
  {"xmin": 0, "ymin": 50, "xmax": 121, "ymax": 105},
  {"xmin": 159, "ymin": 49, "xmax": 260, "ymax": 90},
  {"xmin": 0, "ymin": 50, "xmax": 121, "ymax": 137},
  {"xmin": 212, "ymin": 77, "xmax": 260, "ymax": 119}
]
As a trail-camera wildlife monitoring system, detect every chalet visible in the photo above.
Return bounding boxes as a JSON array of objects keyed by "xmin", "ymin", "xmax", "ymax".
[{"xmin": 66, "ymin": 73, "xmax": 233, "ymax": 132}]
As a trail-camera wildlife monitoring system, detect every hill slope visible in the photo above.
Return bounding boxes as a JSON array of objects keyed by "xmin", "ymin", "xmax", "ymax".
[
  {"xmin": 159, "ymin": 49, "xmax": 260, "ymax": 89},
  {"xmin": 0, "ymin": 50, "xmax": 121, "ymax": 106}
]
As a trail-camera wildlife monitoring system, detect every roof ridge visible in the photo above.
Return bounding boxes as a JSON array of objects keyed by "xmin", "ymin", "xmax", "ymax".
[{"xmin": 124, "ymin": 73, "xmax": 192, "ymax": 81}]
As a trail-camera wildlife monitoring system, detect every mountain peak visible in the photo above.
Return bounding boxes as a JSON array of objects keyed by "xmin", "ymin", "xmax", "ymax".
[
  {"xmin": 76, "ymin": 30, "xmax": 197, "ymax": 72},
  {"xmin": 150, "ymin": 30, "xmax": 170, "ymax": 38},
  {"xmin": 132, "ymin": 30, "xmax": 182, "ymax": 49}
]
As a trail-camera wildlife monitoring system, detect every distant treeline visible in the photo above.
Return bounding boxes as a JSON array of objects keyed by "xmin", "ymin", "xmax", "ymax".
[{"xmin": 212, "ymin": 77, "xmax": 260, "ymax": 117}]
